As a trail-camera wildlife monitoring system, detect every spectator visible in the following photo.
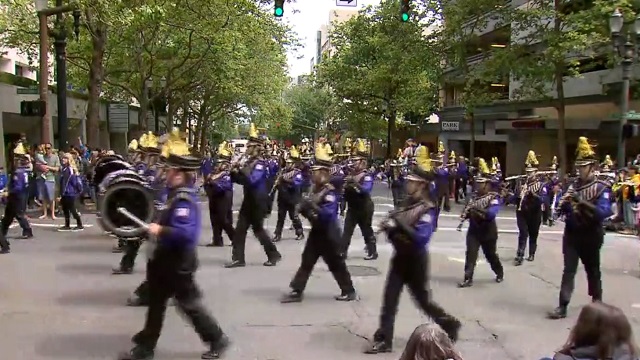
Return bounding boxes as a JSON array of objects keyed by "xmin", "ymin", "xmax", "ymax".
[
  {"xmin": 399, "ymin": 324, "xmax": 463, "ymax": 360},
  {"xmin": 37, "ymin": 143, "xmax": 60, "ymax": 220},
  {"xmin": 540, "ymin": 302, "xmax": 637, "ymax": 360}
]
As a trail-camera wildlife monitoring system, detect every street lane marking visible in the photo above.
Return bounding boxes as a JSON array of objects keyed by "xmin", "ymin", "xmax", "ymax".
[
  {"xmin": 447, "ymin": 256, "xmax": 485, "ymax": 264},
  {"xmin": 9, "ymin": 223, "xmax": 94, "ymax": 229}
]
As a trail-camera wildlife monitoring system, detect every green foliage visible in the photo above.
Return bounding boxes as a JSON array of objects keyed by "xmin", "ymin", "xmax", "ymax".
[
  {"xmin": 0, "ymin": 0, "xmax": 295, "ymax": 150},
  {"xmin": 316, "ymin": 0, "xmax": 440, "ymax": 140},
  {"xmin": 276, "ymin": 82, "xmax": 334, "ymax": 142}
]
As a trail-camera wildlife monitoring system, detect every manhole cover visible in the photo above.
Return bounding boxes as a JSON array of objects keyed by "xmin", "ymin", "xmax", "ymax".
[{"xmin": 348, "ymin": 265, "xmax": 380, "ymax": 277}]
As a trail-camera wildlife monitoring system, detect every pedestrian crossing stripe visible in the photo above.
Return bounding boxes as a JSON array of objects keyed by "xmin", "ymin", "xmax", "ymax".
[{"xmin": 8, "ymin": 223, "xmax": 94, "ymax": 229}]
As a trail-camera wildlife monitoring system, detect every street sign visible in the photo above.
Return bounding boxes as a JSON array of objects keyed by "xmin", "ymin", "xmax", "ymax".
[
  {"xmin": 336, "ymin": 0, "xmax": 357, "ymax": 7},
  {"xmin": 107, "ymin": 103, "xmax": 130, "ymax": 133},
  {"xmin": 17, "ymin": 87, "xmax": 38, "ymax": 95},
  {"xmin": 628, "ymin": 110, "xmax": 640, "ymax": 120}
]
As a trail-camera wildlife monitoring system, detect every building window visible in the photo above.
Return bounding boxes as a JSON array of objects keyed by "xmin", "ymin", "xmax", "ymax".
[{"xmin": 14, "ymin": 64, "xmax": 25, "ymax": 77}]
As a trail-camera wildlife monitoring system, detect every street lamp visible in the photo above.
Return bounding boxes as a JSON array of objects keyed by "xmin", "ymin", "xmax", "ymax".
[{"xmin": 610, "ymin": 8, "xmax": 640, "ymax": 166}]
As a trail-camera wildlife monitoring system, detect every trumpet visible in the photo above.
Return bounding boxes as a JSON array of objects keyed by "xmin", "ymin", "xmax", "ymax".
[{"xmin": 231, "ymin": 154, "xmax": 248, "ymax": 169}]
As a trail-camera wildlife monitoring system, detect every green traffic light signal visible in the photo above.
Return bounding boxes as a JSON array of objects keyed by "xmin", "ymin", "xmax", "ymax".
[
  {"xmin": 275, "ymin": 7, "xmax": 283, "ymax": 17},
  {"xmin": 401, "ymin": 13, "xmax": 409, "ymax": 21}
]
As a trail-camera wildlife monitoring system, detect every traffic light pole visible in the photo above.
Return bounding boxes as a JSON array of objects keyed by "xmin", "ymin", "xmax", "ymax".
[{"xmin": 618, "ymin": 50, "xmax": 633, "ymax": 167}]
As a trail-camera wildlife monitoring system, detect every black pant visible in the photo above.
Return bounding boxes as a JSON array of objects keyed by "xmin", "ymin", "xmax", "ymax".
[
  {"xmin": 455, "ymin": 178, "xmax": 468, "ymax": 202},
  {"xmin": 208, "ymin": 193, "xmax": 235, "ymax": 246},
  {"xmin": 437, "ymin": 192, "xmax": 450, "ymax": 212},
  {"xmin": 275, "ymin": 201, "xmax": 303, "ymax": 237},
  {"xmin": 541, "ymin": 195, "xmax": 552, "ymax": 223},
  {"xmin": 61, "ymin": 195, "xmax": 82, "ymax": 227},
  {"xmin": 290, "ymin": 225, "xmax": 354, "ymax": 293},
  {"xmin": 120, "ymin": 239, "xmax": 142, "ymax": 271},
  {"xmin": 231, "ymin": 207, "xmax": 279, "ymax": 263},
  {"xmin": 133, "ymin": 269, "xmax": 224, "ymax": 350},
  {"xmin": 375, "ymin": 252, "xmax": 453, "ymax": 344},
  {"xmin": 463, "ymin": 233, "xmax": 504, "ymax": 280},
  {"xmin": 558, "ymin": 231, "xmax": 603, "ymax": 307},
  {"xmin": 1, "ymin": 193, "xmax": 31, "ymax": 235},
  {"xmin": 391, "ymin": 186, "xmax": 405, "ymax": 209},
  {"xmin": 341, "ymin": 200, "xmax": 376, "ymax": 254},
  {"xmin": 516, "ymin": 209, "xmax": 541, "ymax": 258}
]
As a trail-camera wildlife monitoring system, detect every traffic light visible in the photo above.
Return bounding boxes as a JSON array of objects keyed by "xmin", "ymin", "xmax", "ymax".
[
  {"xmin": 400, "ymin": 0, "xmax": 410, "ymax": 22},
  {"xmin": 274, "ymin": 0, "xmax": 284, "ymax": 17},
  {"xmin": 20, "ymin": 100, "xmax": 46, "ymax": 117},
  {"xmin": 623, "ymin": 123, "xmax": 640, "ymax": 139}
]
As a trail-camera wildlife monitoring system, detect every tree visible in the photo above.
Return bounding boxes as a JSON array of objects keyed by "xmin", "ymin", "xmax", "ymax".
[
  {"xmin": 316, "ymin": 0, "xmax": 440, "ymax": 157},
  {"xmin": 495, "ymin": 0, "xmax": 630, "ymax": 173},
  {"xmin": 437, "ymin": 0, "xmax": 514, "ymax": 160},
  {"xmin": 278, "ymin": 82, "xmax": 334, "ymax": 142}
]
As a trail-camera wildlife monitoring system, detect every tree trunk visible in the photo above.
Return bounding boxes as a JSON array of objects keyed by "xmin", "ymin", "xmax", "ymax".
[
  {"xmin": 199, "ymin": 114, "xmax": 209, "ymax": 154},
  {"xmin": 138, "ymin": 95, "xmax": 149, "ymax": 130},
  {"xmin": 467, "ymin": 111, "xmax": 475, "ymax": 160},
  {"xmin": 180, "ymin": 98, "xmax": 189, "ymax": 131},
  {"xmin": 85, "ymin": 10, "xmax": 106, "ymax": 148}
]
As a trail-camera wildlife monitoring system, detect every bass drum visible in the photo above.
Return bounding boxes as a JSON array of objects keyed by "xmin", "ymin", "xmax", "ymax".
[
  {"xmin": 98, "ymin": 176, "xmax": 155, "ymax": 239},
  {"xmin": 92, "ymin": 157, "xmax": 132, "ymax": 188}
]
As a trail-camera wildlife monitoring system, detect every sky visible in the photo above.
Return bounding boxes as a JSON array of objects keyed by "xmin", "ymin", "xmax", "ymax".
[{"xmin": 282, "ymin": 0, "xmax": 381, "ymax": 77}]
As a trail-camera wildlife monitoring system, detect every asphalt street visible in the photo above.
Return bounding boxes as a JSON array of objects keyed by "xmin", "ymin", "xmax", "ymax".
[{"xmin": 2, "ymin": 182, "xmax": 640, "ymax": 360}]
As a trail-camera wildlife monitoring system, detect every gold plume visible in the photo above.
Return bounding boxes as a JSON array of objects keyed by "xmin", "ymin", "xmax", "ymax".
[
  {"xmin": 167, "ymin": 136, "xmax": 191, "ymax": 156},
  {"xmin": 478, "ymin": 157, "xmax": 490, "ymax": 174},
  {"xmin": 438, "ymin": 141, "xmax": 445, "ymax": 154},
  {"xmin": 344, "ymin": 138, "xmax": 352, "ymax": 151},
  {"xmin": 491, "ymin": 157, "xmax": 498, "ymax": 172},
  {"xmin": 13, "ymin": 142, "xmax": 26, "ymax": 155},
  {"xmin": 396, "ymin": 149, "xmax": 403, "ymax": 158},
  {"xmin": 218, "ymin": 141, "xmax": 231, "ymax": 158},
  {"xmin": 355, "ymin": 139, "xmax": 367, "ymax": 154},
  {"xmin": 324, "ymin": 143, "xmax": 334, "ymax": 155},
  {"xmin": 128, "ymin": 139, "xmax": 138, "ymax": 151},
  {"xmin": 138, "ymin": 133, "xmax": 148, "ymax": 148},
  {"xmin": 603, "ymin": 155, "xmax": 613, "ymax": 167},
  {"xmin": 315, "ymin": 141, "xmax": 333, "ymax": 163},
  {"xmin": 145, "ymin": 132, "xmax": 158, "ymax": 149},
  {"xmin": 249, "ymin": 123, "xmax": 259, "ymax": 139},
  {"xmin": 576, "ymin": 136, "xmax": 595, "ymax": 159},
  {"xmin": 290, "ymin": 146, "xmax": 300, "ymax": 158},
  {"xmin": 414, "ymin": 145, "xmax": 432, "ymax": 172},
  {"xmin": 525, "ymin": 150, "xmax": 539, "ymax": 166},
  {"xmin": 450, "ymin": 150, "xmax": 456, "ymax": 159},
  {"xmin": 160, "ymin": 142, "xmax": 170, "ymax": 158}
]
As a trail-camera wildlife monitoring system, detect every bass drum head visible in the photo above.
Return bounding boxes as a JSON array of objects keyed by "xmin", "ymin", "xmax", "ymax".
[
  {"xmin": 99, "ymin": 181, "xmax": 155, "ymax": 238},
  {"xmin": 100, "ymin": 169, "xmax": 146, "ymax": 191},
  {"xmin": 93, "ymin": 160, "xmax": 132, "ymax": 187}
]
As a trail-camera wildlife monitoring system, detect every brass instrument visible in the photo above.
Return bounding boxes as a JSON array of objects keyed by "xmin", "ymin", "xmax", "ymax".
[
  {"xmin": 504, "ymin": 175, "xmax": 526, "ymax": 181},
  {"xmin": 517, "ymin": 182, "xmax": 528, "ymax": 211},
  {"xmin": 269, "ymin": 168, "xmax": 298, "ymax": 196},
  {"xmin": 296, "ymin": 184, "xmax": 332, "ymax": 221},
  {"xmin": 456, "ymin": 192, "xmax": 498, "ymax": 231}
]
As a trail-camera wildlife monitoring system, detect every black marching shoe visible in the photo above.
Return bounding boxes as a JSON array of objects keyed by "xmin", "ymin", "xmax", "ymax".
[
  {"xmin": 281, "ymin": 290, "xmax": 303, "ymax": 303},
  {"xmin": 364, "ymin": 252, "xmax": 378, "ymax": 260},
  {"xmin": 22, "ymin": 230, "xmax": 34, "ymax": 239},
  {"xmin": 547, "ymin": 306, "xmax": 567, "ymax": 319},
  {"xmin": 495, "ymin": 274, "xmax": 504, "ymax": 283},
  {"xmin": 439, "ymin": 317, "xmax": 462, "ymax": 342},
  {"xmin": 126, "ymin": 296, "xmax": 148, "ymax": 307},
  {"xmin": 335, "ymin": 291, "xmax": 359, "ymax": 302},
  {"xmin": 272, "ymin": 234, "xmax": 282, "ymax": 243},
  {"xmin": 457, "ymin": 279, "xmax": 473, "ymax": 288},
  {"xmin": 201, "ymin": 335, "xmax": 230, "ymax": 360},
  {"xmin": 513, "ymin": 257, "xmax": 523, "ymax": 266},
  {"xmin": 112, "ymin": 267, "xmax": 133, "ymax": 275},
  {"xmin": 118, "ymin": 345, "xmax": 154, "ymax": 360},
  {"xmin": 263, "ymin": 252, "xmax": 282, "ymax": 267},
  {"xmin": 206, "ymin": 242, "xmax": 224, "ymax": 247},
  {"xmin": 224, "ymin": 260, "xmax": 246, "ymax": 268},
  {"xmin": 364, "ymin": 340, "xmax": 392, "ymax": 354},
  {"xmin": 0, "ymin": 248, "xmax": 9, "ymax": 254},
  {"xmin": 526, "ymin": 254, "xmax": 535, "ymax": 262},
  {"xmin": 112, "ymin": 245, "xmax": 124, "ymax": 253},
  {"xmin": 295, "ymin": 232, "xmax": 304, "ymax": 241}
]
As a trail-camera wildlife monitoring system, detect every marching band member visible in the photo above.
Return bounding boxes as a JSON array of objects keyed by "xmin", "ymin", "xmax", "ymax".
[
  {"xmin": 514, "ymin": 150, "xmax": 547, "ymax": 266},
  {"xmin": 113, "ymin": 132, "xmax": 161, "ymax": 275},
  {"xmin": 281, "ymin": 143, "xmax": 357, "ymax": 303},
  {"xmin": 205, "ymin": 142, "xmax": 235, "ymax": 247},
  {"xmin": 118, "ymin": 137, "xmax": 229, "ymax": 360},
  {"xmin": 57, "ymin": 153, "xmax": 84, "ymax": 231},
  {"xmin": 454, "ymin": 155, "xmax": 469, "ymax": 203},
  {"xmin": 272, "ymin": 145, "xmax": 305, "ymax": 242},
  {"xmin": 457, "ymin": 158, "xmax": 504, "ymax": 288},
  {"xmin": 548, "ymin": 137, "xmax": 612, "ymax": 320},
  {"xmin": 1, "ymin": 142, "xmax": 33, "ymax": 240},
  {"xmin": 433, "ymin": 142, "xmax": 451, "ymax": 213},
  {"xmin": 389, "ymin": 149, "xmax": 406, "ymax": 209},
  {"xmin": 447, "ymin": 151, "xmax": 458, "ymax": 203},
  {"xmin": 341, "ymin": 139, "xmax": 377, "ymax": 260},
  {"xmin": 225, "ymin": 123, "xmax": 282, "ymax": 268},
  {"xmin": 364, "ymin": 145, "xmax": 460, "ymax": 354}
]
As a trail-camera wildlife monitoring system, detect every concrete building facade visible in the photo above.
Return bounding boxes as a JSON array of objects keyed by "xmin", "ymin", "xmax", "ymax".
[{"xmin": 436, "ymin": 0, "xmax": 636, "ymax": 175}]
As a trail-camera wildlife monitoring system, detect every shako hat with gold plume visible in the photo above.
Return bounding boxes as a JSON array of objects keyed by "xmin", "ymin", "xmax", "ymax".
[
  {"xmin": 475, "ymin": 157, "xmax": 498, "ymax": 184},
  {"xmin": 575, "ymin": 136, "xmax": 597, "ymax": 167},
  {"xmin": 447, "ymin": 150, "xmax": 456, "ymax": 165},
  {"xmin": 601, "ymin": 154, "xmax": 613, "ymax": 171},
  {"xmin": 350, "ymin": 138, "xmax": 368, "ymax": 159},
  {"xmin": 434, "ymin": 141, "xmax": 445, "ymax": 162},
  {"xmin": 139, "ymin": 131, "xmax": 160, "ymax": 154},
  {"xmin": 312, "ymin": 142, "xmax": 333, "ymax": 170},
  {"xmin": 288, "ymin": 145, "xmax": 301, "ymax": 162},
  {"xmin": 524, "ymin": 150, "xmax": 539, "ymax": 172},
  {"xmin": 13, "ymin": 141, "xmax": 28, "ymax": 160},
  {"xmin": 162, "ymin": 134, "xmax": 199, "ymax": 170},
  {"xmin": 217, "ymin": 141, "xmax": 232, "ymax": 162},
  {"xmin": 491, "ymin": 156, "xmax": 501, "ymax": 175},
  {"xmin": 407, "ymin": 145, "xmax": 434, "ymax": 182},
  {"xmin": 550, "ymin": 156, "xmax": 558, "ymax": 171},
  {"xmin": 247, "ymin": 123, "xmax": 264, "ymax": 146}
]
